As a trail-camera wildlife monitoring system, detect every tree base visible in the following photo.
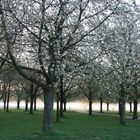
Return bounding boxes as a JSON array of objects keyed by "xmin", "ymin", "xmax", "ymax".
[{"xmin": 42, "ymin": 127, "xmax": 55, "ymax": 135}]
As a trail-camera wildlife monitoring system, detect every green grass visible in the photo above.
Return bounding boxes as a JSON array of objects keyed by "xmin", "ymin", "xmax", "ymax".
[{"xmin": 0, "ymin": 110, "xmax": 140, "ymax": 140}]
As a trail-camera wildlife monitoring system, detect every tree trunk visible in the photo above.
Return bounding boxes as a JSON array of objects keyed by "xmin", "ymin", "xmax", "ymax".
[
  {"xmin": 42, "ymin": 84, "xmax": 54, "ymax": 132},
  {"xmin": 30, "ymin": 82, "xmax": 34, "ymax": 114},
  {"xmin": 100, "ymin": 96, "xmax": 103, "ymax": 113},
  {"xmin": 119, "ymin": 100, "xmax": 125, "ymax": 125},
  {"xmin": 129, "ymin": 101, "xmax": 132, "ymax": 113},
  {"xmin": 60, "ymin": 75, "xmax": 64, "ymax": 117},
  {"xmin": 56, "ymin": 92, "xmax": 60, "ymax": 122},
  {"xmin": 3, "ymin": 98, "xmax": 6, "ymax": 110},
  {"xmin": 60, "ymin": 100, "xmax": 64, "ymax": 117},
  {"xmin": 133, "ymin": 99, "xmax": 138, "ymax": 119},
  {"xmin": 33, "ymin": 86, "xmax": 38, "ymax": 111},
  {"xmin": 88, "ymin": 98, "xmax": 92, "ymax": 116},
  {"xmin": 107, "ymin": 102, "xmax": 109, "ymax": 111},
  {"xmin": 25, "ymin": 99, "xmax": 29, "ymax": 112},
  {"xmin": 118, "ymin": 102, "xmax": 121, "ymax": 115},
  {"xmin": 119, "ymin": 84, "xmax": 126, "ymax": 125},
  {"xmin": 34, "ymin": 96, "xmax": 37, "ymax": 111},
  {"xmin": 64, "ymin": 100, "xmax": 67, "ymax": 112},
  {"xmin": 17, "ymin": 97, "xmax": 20, "ymax": 109},
  {"xmin": 6, "ymin": 96, "xmax": 10, "ymax": 112},
  {"xmin": 3, "ymin": 84, "xmax": 6, "ymax": 110},
  {"xmin": 133, "ymin": 84, "xmax": 138, "ymax": 120},
  {"xmin": 30, "ymin": 95, "xmax": 34, "ymax": 114},
  {"xmin": 6, "ymin": 86, "xmax": 10, "ymax": 112},
  {"xmin": 6, "ymin": 84, "xmax": 11, "ymax": 112}
]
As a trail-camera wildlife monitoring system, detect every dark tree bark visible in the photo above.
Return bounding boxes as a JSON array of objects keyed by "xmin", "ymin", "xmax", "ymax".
[
  {"xmin": 88, "ymin": 97, "xmax": 92, "ymax": 116},
  {"xmin": 30, "ymin": 82, "xmax": 34, "ymax": 114},
  {"xmin": 118, "ymin": 102, "xmax": 121, "ymax": 115},
  {"xmin": 119, "ymin": 100, "xmax": 125, "ymax": 125},
  {"xmin": 119, "ymin": 84, "xmax": 126, "ymax": 125},
  {"xmin": 63, "ymin": 100, "xmax": 67, "ymax": 112},
  {"xmin": 6, "ymin": 95, "xmax": 10, "ymax": 112},
  {"xmin": 30, "ymin": 96, "xmax": 34, "ymax": 114},
  {"xmin": 129, "ymin": 101, "xmax": 132, "ymax": 113},
  {"xmin": 100, "ymin": 95, "xmax": 103, "ymax": 113},
  {"xmin": 34, "ymin": 96, "xmax": 37, "ymax": 111},
  {"xmin": 60, "ymin": 75, "xmax": 64, "ymax": 117},
  {"xmin": 42, "ymin": 84, "xmax": 54, "ymax": 132},
  {"xmin": 3, "ymin": 98, "xmax": 6, "ymax": 110},
  {"xmin": 107, "ymin": 102, "xmax": 109, "ymax": 111},
  {"xmin": 25, "ymin": 99, "xmax": 29, "ymax": 112},
  {"xmin": 132, "ymin": 84, "xmax": 138, "ymax": 119},
  {"xmin": 6, "ymin": 85, "xmax": 10, "ymax": 112},
  {"xmin": 3, "ymin": 84, "xmax": 6, "ymax": 110},
  {"xmin": 133, "ymin": 99, "xmax": 138, "ymax": 119},
  {"xmin": 17, "ymin": 97, "xmax": 20, "ymax": 109},
  {"xmin": 56, "ymin": 92, "xmax": 60, "ymax": 122},
  {"xmin": 87, "ymin": 85, "xmax": 93, "ymax": 116},
  {"xmin": 6, "ymin": 99, "xmax": 10, "ymax": 112}
]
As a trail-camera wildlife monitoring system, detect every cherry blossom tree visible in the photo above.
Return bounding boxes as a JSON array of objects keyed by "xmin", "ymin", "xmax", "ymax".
[{"xmin": 0, "ymin": 0, "xmax": 120, "ymax": 131}]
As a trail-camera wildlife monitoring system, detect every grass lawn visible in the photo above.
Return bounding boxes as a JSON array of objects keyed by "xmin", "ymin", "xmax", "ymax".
[{"xmin": 0, "ymin": 110, "xmax": 140, "ymax": 140}]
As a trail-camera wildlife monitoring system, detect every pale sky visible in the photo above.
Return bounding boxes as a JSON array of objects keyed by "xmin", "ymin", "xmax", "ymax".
[
  {"xmin": 136, "ymin": 0, "xmax": 140, "ymax": 5},
  {"xmin": 125, "ymin": 0, "xmax": 140, "ymax": 5}
]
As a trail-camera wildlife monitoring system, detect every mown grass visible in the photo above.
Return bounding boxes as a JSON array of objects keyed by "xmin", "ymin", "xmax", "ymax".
[{"xmin": 0, "ymin": 109, "xmax": 140, "ymax": 140}]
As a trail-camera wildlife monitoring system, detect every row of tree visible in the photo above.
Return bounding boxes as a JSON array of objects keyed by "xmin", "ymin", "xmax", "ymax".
[{"xmin": 0, "ymin": 0, "xmax": 140, "ymax": 132}]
